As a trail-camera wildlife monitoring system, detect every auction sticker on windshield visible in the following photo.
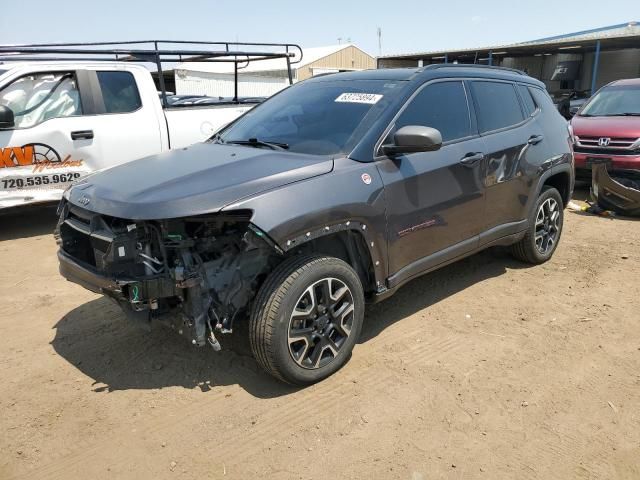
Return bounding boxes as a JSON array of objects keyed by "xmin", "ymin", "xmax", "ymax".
[{"xmin": 335, "ymin": 93, "xmax": 383, "ymax": 104}]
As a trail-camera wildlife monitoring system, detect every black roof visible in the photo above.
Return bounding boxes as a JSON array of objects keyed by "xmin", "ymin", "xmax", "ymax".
[
  {"xmin": 310, "ymin": 64, "xmax": 544, "ymax": 87},
  {"xmin": 308, "ymin": 68, "xmax": 420, "ymax": 82}
]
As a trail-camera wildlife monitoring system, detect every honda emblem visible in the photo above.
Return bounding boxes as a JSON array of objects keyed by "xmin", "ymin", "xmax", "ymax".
[{"xmin": 598, "ymin": 137, "xmax": 611, "ymax": 147}]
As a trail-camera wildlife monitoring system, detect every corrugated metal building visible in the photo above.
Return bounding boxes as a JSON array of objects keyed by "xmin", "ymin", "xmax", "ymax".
[
  {"xmin": 378, "ymin": 22, "xmax": 640, "ymax": 95},
  {"xmin": 174, "ymin": 44, "xmax": 375, "ymax": 97}
]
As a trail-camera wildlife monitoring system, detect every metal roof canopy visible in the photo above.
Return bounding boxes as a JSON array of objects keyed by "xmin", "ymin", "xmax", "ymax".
[
  {"xmin": 380, "ymin": 34, "xmax": 640, "ymax": 61},
  {"xmin": 378, "ymin": 22, "xmax": 640, "ymax": 95},
  {"xmin": 0, "ymin": 40, "xmax": 303, "ymax": 106},
  {"xmin": 379, "ymin": 21, "xmax": 640, "ymax": 61}
]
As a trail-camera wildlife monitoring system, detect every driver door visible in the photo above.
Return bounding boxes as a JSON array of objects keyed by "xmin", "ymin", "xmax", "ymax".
[
  {"xmin": 375, "ymin": 80, "xmax": 486, "ymax": 285},
  {"xmin": 0, "ymin": 69, "xmax": 94, "ymax": 207}
]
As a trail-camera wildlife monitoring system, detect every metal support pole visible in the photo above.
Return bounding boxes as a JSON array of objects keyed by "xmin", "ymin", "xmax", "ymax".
[
  {"xmin": 488, "ymin": 50, "xmax": 493, "ymax": 66},
  {"xmin": 590, "ymin": 40, "xmax": 601, "ymax": 94},
  {"xmin": 154, "ymin": 41, "xmax": 168, "ymax": 108},
  {"xmin": 286, "ymin": 55, "xmax": 293, "ymax": 85},
  {"xmin": 444, "ymin": 53, "xmax": 448, "ymax": 64},
  {"xmin": 233, "ymin": 60, "xmax": 238, "ymax": 102}
]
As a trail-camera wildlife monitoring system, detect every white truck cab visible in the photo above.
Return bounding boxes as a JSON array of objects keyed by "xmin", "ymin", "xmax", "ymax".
[{"xmin": 0, "ymin": 41, "xmax": 301, "ymax": 209}]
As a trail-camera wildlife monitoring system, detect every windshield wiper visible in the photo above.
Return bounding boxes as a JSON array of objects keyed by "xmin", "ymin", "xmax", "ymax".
[
  {"xmin": 601, "ymin": 113, "xmax": 640, "ymax": 117},
  {"xmin": 225, "ymin": 138, "xmax": 289, "ymax": 150}
]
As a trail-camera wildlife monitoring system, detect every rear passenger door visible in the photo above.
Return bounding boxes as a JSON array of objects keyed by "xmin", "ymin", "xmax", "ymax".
[
  {"xmin": 469, "ymin": 80, "xmax": 545, "ymax": 240},
  {"xmin": 376, "ymin": 80, "xmax": 486, "ymax": 281}
]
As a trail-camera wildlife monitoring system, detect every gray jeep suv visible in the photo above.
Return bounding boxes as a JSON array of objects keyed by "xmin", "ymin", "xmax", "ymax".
[{"xmin": 56, "ymin": 65, "xmax": 574, "ymax": 384}]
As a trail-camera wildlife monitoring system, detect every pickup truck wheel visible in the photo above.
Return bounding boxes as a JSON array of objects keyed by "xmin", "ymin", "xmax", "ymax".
[
  {"xmin": 250, "ymin": 255, "xmax": 364, "ymax": 385},
  {"xmin": 511, "ymin": 186, "xmax": 564, "ymax": 264}
]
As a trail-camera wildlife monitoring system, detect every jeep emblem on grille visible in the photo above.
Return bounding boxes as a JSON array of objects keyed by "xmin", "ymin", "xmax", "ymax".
[
  {"xmin": 79, "ymin": 195, "xmax": 90, "ymax": 206},
  {"xmin": 598, "ymin": 137, "xmax": 611, "ymax": 147}
]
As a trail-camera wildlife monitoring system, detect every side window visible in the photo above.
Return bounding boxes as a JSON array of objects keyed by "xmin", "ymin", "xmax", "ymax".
[
  {"xmin": 394, "ymin": 81, "xmax": 471, "ymax": 143},
  {"xmin": 517, "ymin": 84, "xmax": 537, "ymax": 116},
  {"xmin": 97, "ymin": 71, "xmax": 142, "ymax": 113},
  {"xmin": 529, "ymin": 86, "xmax": 555, "ymax": 112},
  {"xmin": 0, "ymin": 72, "xmax": 82, "ymax": 129},
  {"xmin": 470, "ymin": 81, "xmax": 524, "ymax": 133}
]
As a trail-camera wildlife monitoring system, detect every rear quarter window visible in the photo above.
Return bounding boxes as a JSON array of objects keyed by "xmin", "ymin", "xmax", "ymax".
[
  {"xmin": 517, "ymin": 84, "xmax": 537, "ymax": 116},
  {"xmin": 528, "ymin": 86, "xmax": 556, "ymax": 112},
  {"xmin": 471, "ymin": 81, "xmax": 524, "ymax": 133}
]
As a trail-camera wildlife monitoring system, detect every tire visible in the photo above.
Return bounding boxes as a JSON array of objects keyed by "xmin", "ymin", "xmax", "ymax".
[
  {"xmin": 511, "ymin": 186, "xmax": 564, "ymax": 264},
  {"xmin": 249, "ymin": 254, "xmax": 365, "ymax": 385}
]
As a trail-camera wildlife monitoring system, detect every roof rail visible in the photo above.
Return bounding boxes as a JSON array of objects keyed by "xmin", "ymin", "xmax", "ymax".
[
  {"xmin": 423, "ymin": 63, "xmax": 526, "ymax": 75},
  {"xmin": 0, "ymin": 40, "xmax": 303, "ymax": 106}
]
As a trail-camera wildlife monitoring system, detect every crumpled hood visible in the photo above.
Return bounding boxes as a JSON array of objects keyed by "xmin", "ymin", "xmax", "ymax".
[
  {"xmin": 571, "ymin": 115, "xmax": 640, "ymax": 138},
  {"xmin": 66, "ymin": 142, "xmax": 334, "ymax": 219}
]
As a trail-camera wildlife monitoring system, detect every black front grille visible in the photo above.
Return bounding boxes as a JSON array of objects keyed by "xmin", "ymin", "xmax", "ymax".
[
  {"xmin": 59, "ymin": 204, "xmax": 137, "ymax": 274},
  {"xmin": 60, "ymin": 221, "xmax": 97, "ymax": 267}
]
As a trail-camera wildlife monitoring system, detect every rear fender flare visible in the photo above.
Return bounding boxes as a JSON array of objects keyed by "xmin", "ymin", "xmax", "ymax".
[{"xmin": 531, "ymin": 161, "xmax": 573, "ymax": 215}]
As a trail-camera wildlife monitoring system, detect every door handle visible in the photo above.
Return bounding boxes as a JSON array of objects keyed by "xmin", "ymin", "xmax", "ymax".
[
  {"xmin": 528, "ymin": 134, "xmax": 544, "ymax": 145},
  {"xmin": 460, "ymin": 152, "xmax": 485, "ymax": 166},
  {"xmin": 70, "ymin": 130, "xmax": 94, "ymax": 140}
]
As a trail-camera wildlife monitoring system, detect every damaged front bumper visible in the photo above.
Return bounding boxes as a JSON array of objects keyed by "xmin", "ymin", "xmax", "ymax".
[
  {"xmin": 592, "ymin": 161, "xmax": 640, "ymax": 216},
  {"xmin": 56, "ymin": 201, "xmax": 281, "ymax": 348}
]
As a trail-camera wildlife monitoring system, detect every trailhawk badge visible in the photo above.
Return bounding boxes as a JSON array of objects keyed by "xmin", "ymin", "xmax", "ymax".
[{"xmin": 361, "ymin": 173, "xmax": 372, "ymax": 185}]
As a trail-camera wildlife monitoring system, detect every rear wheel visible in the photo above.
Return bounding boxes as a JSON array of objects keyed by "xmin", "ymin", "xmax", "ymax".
[
  {"xmin": 250, "ymin": 255, "xmax": 364, "ymax": 385},
  {"xmin": 511, "ymin": 186, "xmax": 564, "ymax": 264}
]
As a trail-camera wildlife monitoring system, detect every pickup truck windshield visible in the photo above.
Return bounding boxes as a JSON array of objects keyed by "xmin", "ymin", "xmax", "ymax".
[
  {"xmin": 580, "ymin": 84, "xmax": 640, "ymax": 117},
  {"xmin": 218, "ymin": 79, "xmax": 404, "ymax": 155}
]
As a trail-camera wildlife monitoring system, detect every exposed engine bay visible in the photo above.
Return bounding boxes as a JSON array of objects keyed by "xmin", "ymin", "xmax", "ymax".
[{"xmin": 55, "ymin": 201, "xmax": 282, "ymax": 349}]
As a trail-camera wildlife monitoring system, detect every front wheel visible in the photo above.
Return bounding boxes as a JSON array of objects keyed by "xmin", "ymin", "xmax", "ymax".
[
  {"xmin": 511, "ymin": 186, "xmax": 564, "ymax": 264},
  {"xmin": 250, "ymin": 255, "xmax": 365, "ymax": 385}
]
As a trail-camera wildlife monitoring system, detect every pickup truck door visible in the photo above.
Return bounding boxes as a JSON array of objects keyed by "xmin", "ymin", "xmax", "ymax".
[
  {"xmin": 0, "ymin": 67, "xmax": 162, "ymax": 209},
  {"xmin": 83, "ymin": 68, "xmax": 165, "ymax": 169},
  {"xmin": 375, "ymin": 80, "xmax": 485, "ymax": 286}
]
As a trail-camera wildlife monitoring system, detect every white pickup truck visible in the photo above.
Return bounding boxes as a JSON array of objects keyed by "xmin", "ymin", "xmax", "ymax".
[{"xmin": 0, "ymin": 41, "xmax": 301, "ymax": 209}]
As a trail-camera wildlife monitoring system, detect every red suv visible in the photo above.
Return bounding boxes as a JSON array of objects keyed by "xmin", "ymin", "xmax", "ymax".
[{"xmin": 571, "ymin": 79, "xmax": 640, "ymax": 180}]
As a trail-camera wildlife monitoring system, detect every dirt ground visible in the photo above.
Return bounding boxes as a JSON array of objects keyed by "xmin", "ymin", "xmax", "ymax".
[{"xmin": 1, "ymin": 189, "xmax": 639, "ymax": 480}]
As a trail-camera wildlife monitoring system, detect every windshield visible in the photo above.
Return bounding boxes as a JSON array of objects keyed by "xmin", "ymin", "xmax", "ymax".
[
  {"xmin": 217, "ymin": 79, "xmax": 405, "ymax": 155},
  {"xmin": 580, "ymin": 84, "xmax": 640, "ymax": 116}
]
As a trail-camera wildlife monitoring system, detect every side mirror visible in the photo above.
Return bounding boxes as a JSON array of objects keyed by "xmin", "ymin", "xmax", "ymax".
[
  {"xmin": 382, "ymin": 125, "xmax": 442, "ymax": 156},
  {"xmin": 0, "ymin": 105, "xmax": 15, "ymax": 129}
]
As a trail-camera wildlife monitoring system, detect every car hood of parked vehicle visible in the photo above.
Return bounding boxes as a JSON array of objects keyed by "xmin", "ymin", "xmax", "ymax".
[
  {"xmin": 64, "ymin": 142, "xmax": 334, "ymax": 220},
  {"xmin": 571, "ymin": 115, "xmax": 640, "ymax": 138}
]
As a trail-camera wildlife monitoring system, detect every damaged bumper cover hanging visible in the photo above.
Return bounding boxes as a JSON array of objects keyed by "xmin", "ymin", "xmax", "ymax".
[{"xmin": 591, "ymin": 160, "xmax": 640, "ymax": 216}]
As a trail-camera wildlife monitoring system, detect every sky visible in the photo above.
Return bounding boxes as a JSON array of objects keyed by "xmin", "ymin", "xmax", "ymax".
[{"xmin": 1, "ymin": 0, "xmax": 638, "ymax": 56}]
